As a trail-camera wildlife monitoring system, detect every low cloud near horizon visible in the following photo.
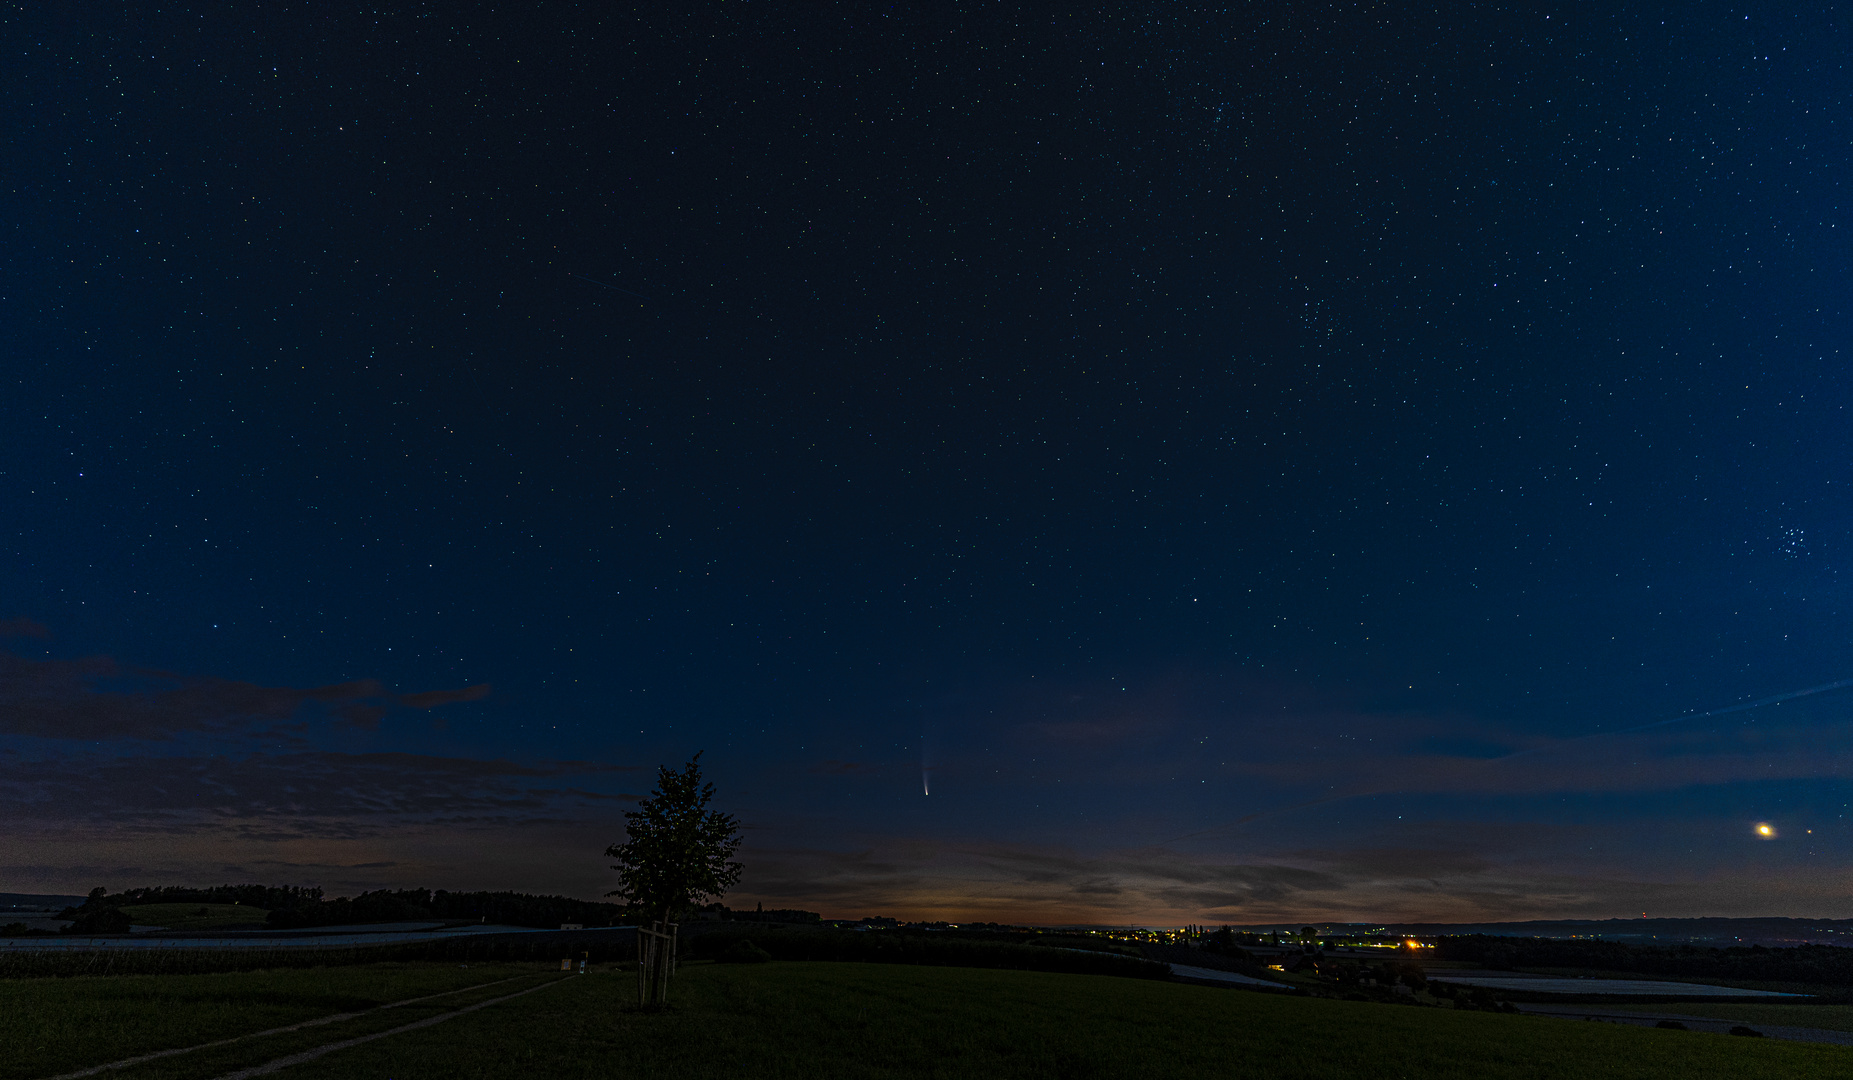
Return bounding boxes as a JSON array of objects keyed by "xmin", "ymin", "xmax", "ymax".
[
  {"xmin": 0, "ymin": 640, "xmax": 644, "ymax": 900},
  {"xmin": 6, "ymin": 641, "xmax": 1851, "ymax": 921}
]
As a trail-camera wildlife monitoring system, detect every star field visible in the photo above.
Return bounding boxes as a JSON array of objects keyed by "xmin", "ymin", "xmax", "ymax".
[{"xmin": 3, "ymin": 2, "xmax": 1850, "ymax": 921}]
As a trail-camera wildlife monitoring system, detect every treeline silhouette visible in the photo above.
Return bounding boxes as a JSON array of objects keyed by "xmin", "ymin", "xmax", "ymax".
[
  {"xmin": 55, "ymin": 884, "xmax": 628, "ymax": 931},
  {"xmin": 52, "ymin": 883, "xmax": 832, "ymax": 934},
  {"xmin": 59, "ymin": 884, "xmax": 323, "ymax": 918},
  {"xmin": 1437, "ymin": 933, "xmax": 1853, "ymax": 987},
  {"xmin": 57, "ymin": 885, "xmax": 328, "ymax": 933}
]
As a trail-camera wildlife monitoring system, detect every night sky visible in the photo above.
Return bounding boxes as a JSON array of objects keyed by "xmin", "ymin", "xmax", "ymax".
[{"xmin": 5, "ymin": 2, "xmax": 1851, "ymax": 924}]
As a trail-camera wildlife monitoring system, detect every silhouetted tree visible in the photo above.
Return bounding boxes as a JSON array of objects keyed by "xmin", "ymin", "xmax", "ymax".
[{"xmin": 605, "ymin": 753, "xmax": 743, "ymax": 921}]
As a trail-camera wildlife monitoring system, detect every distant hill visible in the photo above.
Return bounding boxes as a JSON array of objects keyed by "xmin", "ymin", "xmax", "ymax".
[
  {"xmin": 0, "ymin": 893, "xmax": 87, "ymax": 910},
  {"xmin": 1231, "ymin": 917, "xmax": 1853, "ymax": 948}
]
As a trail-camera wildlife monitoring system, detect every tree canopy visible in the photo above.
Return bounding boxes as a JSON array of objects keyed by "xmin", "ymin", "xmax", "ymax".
[{"xmin": 606, "ymin": 753, "xmax": 743, "ymax": 921}]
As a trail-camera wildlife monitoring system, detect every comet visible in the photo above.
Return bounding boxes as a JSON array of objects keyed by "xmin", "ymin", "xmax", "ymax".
[{"xmin": 568, "ymin": 272, "xmax": 649, "ymax": 299}]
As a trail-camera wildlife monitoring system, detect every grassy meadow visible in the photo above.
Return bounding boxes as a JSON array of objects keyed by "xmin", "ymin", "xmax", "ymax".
[{"xmin": 7, "ymin": 959, "xmax": 1851, "ymax": 1080}]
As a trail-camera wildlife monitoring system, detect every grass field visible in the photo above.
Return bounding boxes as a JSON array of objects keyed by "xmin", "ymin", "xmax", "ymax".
[
  {"xmin": 115, "ymin": 904, "xmax": 271, "ymax": 931},
  {"xmin": 0, "ymin": 962, "xmax": 539, "ymax": 1080},
  {"xmin": 7, "ymin": 960, "xmax": 1850, "ymax": 1079}
]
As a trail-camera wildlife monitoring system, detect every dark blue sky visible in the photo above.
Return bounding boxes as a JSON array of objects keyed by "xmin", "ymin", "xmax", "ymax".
[{"xmin": 4, "ymin": 1, "xmax": 1850, "ymax": 923}]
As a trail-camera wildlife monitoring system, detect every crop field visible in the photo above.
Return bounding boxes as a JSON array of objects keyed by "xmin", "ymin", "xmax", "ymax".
[
  {"xmin": 115, "ymin": 905, "xmax": 271, "ymax": 932},
  {"xmin": 1597, "ymin": 1000, "xmax": 1853, "ymax": 1033},
  {"xmin": 5, "ymin": 960, "xmax": 1848, "ymax": 1080}
]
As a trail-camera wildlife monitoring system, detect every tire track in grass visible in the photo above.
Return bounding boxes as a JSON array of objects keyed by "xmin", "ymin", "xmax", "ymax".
[
  {"xmin": 203, "ymin": 975, "xmax": 575, "ymax": 1080},
  {"xmin": 42, "ymin": 976, "xmax": 532, "ymax": 1080}
]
